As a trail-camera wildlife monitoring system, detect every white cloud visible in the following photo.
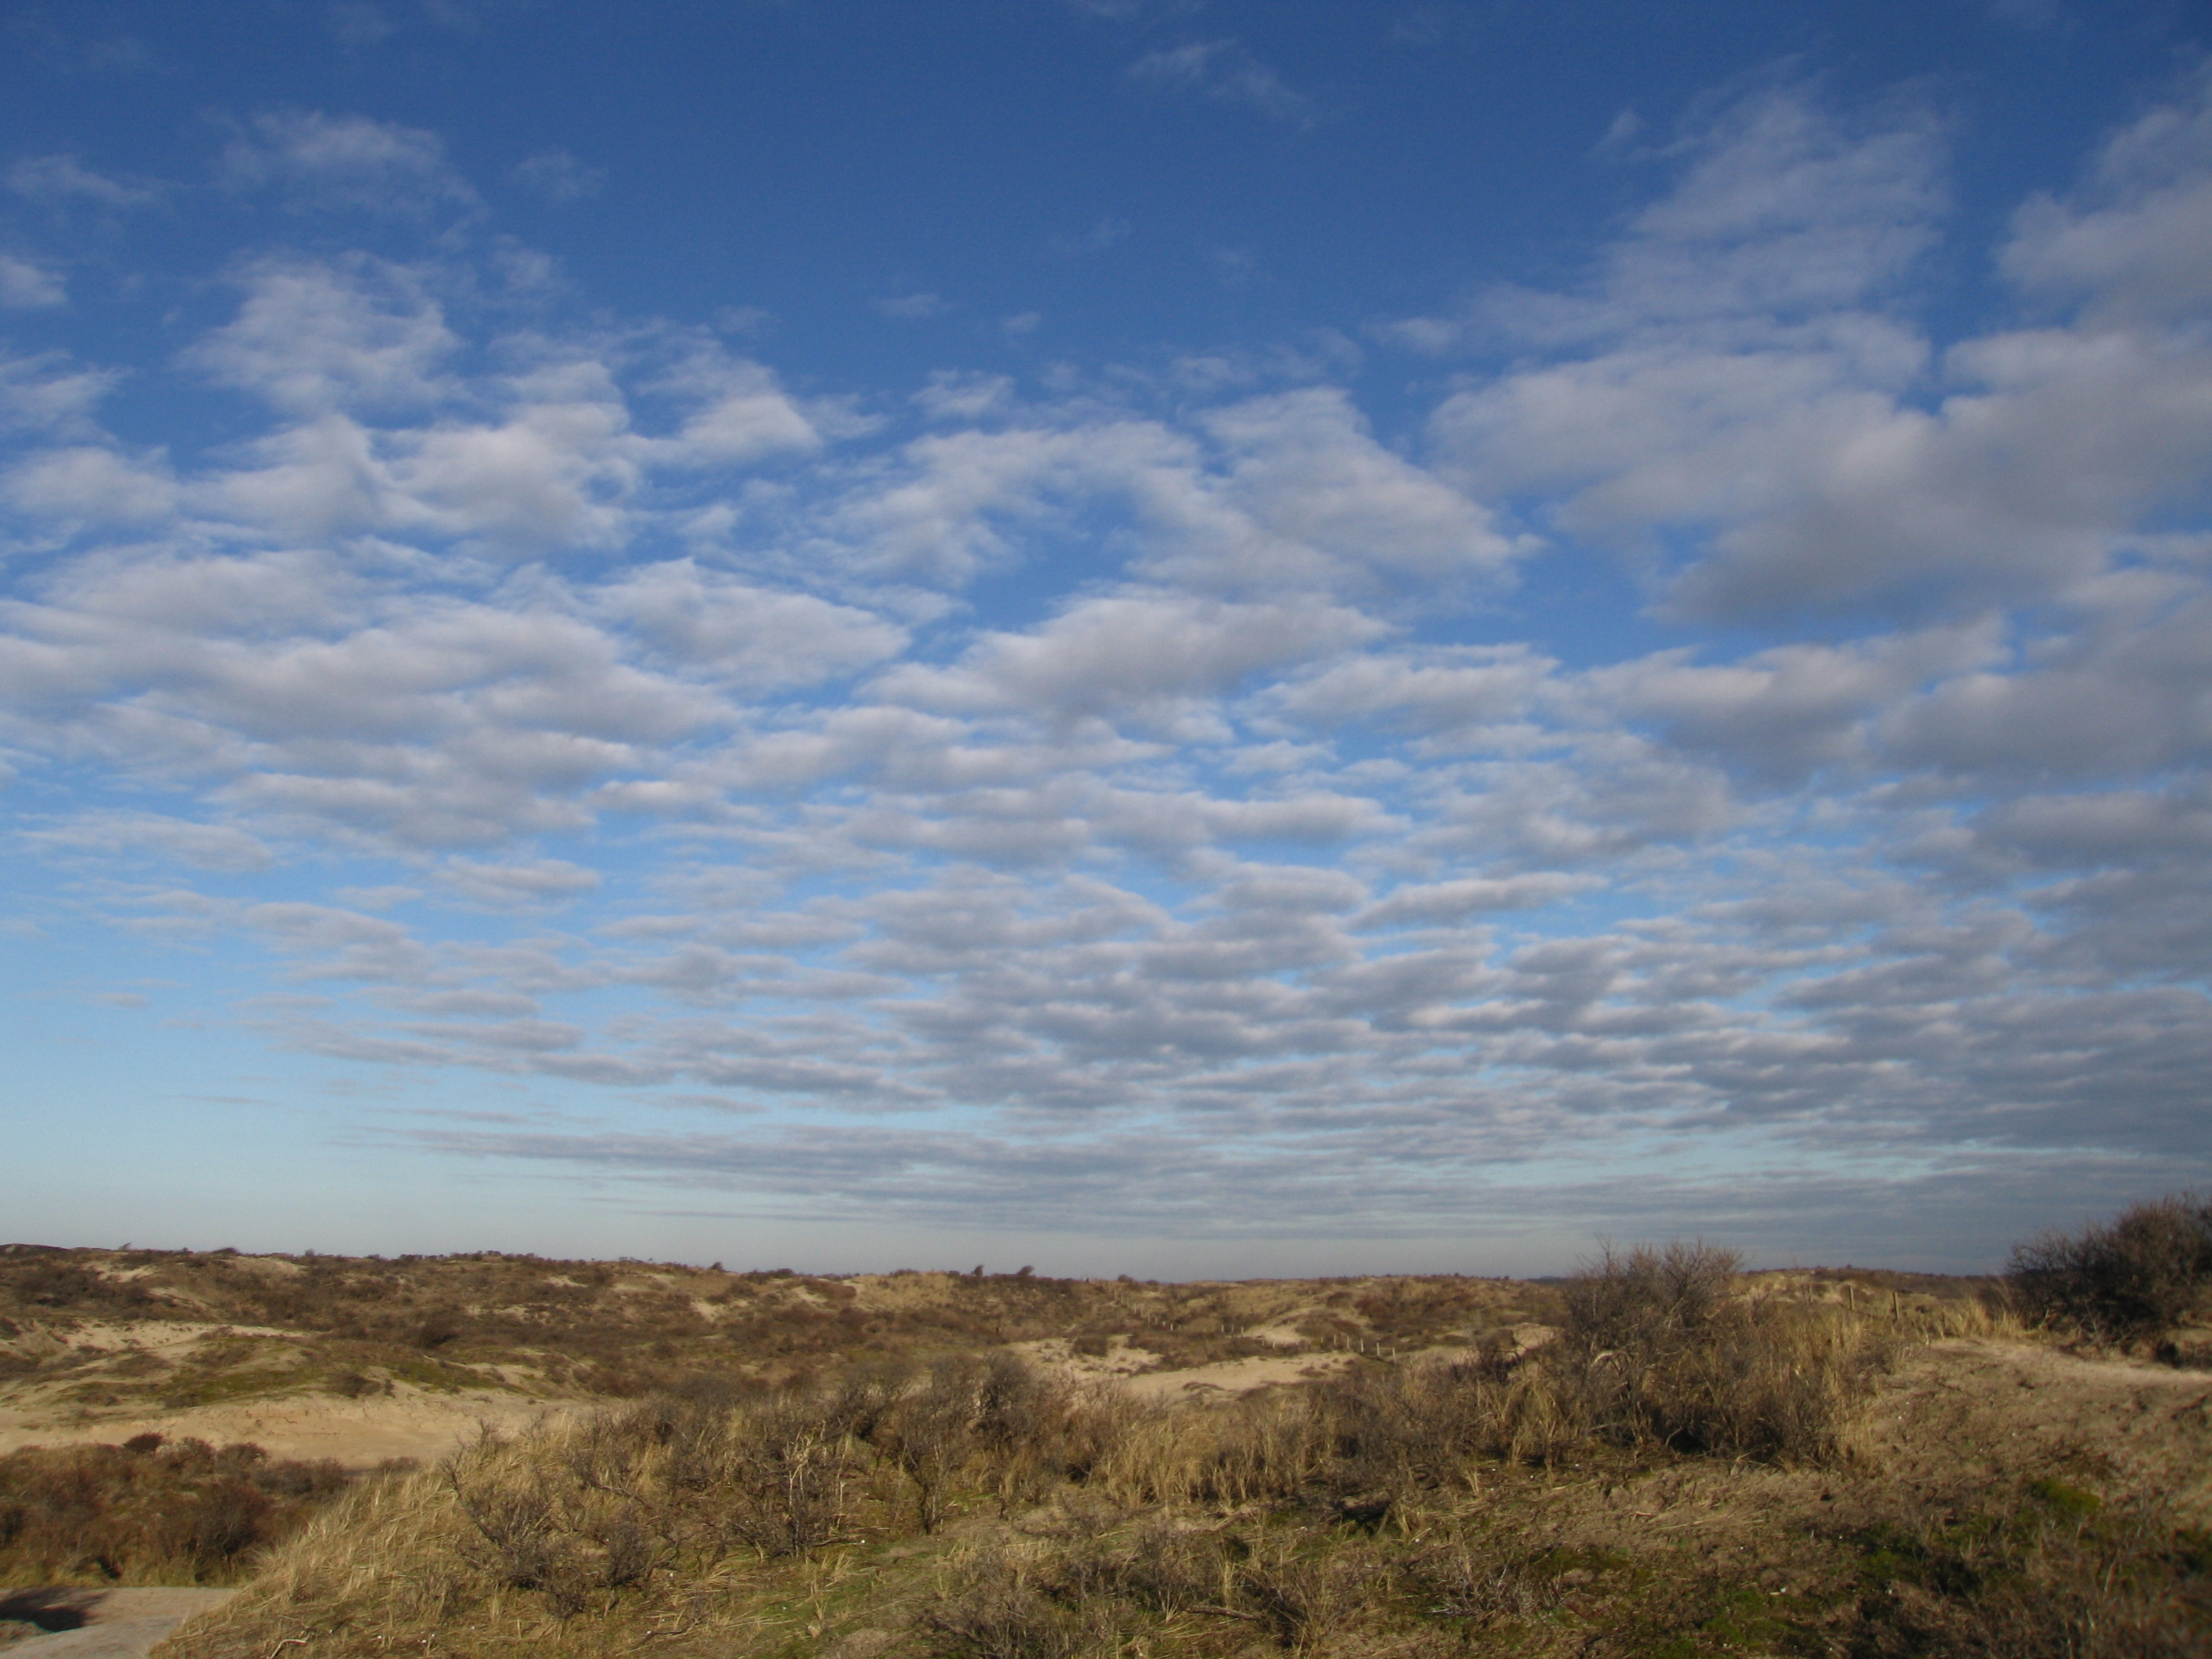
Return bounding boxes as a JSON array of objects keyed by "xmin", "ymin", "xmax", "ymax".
[
  {"xmin": 511, "ymin": 149, "xmax": 606, "ymax": 204},
  {"xmin": 591, "ymin": 562, "xmax": 907, "ymax": 690},
  {"xmin": 877, "ymin": 590, "xmax": 1382, "ymax": 733},
  {"xmin": 5, "ymin": 71, "xmax": 2209, "ymax": 1254},
  {"xmin": 0, "ymin": 256, "xmax": 66, "ymax": 308},
  {"xmin": 4, "ymin": 445, "xmax": 177, "ymax": 524},
  {"xmin": 644, "ymin": 349, "xmax": 822, "ymax": 466},
  {"xmin": 874, "ymin": 292, "xmax": 946, "ymax": 320},
  {"xmin": 6, "ymin": 154, "xmax": 156, "ymax": 207},
  {"xmin": 1174, "ymin": 388, "xmax": 1517, "ymax": 595},
  {"xmin": 1393, "ymin": 87, "xmax": 1944, "ymax": 354},
  {"xmin": 913, "ymin": 371, "xmax": 1015, "ymax": 423},
  {"xmin": 19, "ymin": 811, "xmax": 275, "ymax": 871},
  {"xmin": 1261, "ymin": 646, "xmax": 1552, "ymax": 739},
  {"xmin": 439, "ymin": 856, "xmax": 601, "ymax": 907},
  {"xmin": 183, "ymin": 287, "xmax": 823, "ymax": 553},
  {"xmin": 187, "ymin": 258, "xmax": 458, "ymax": 414},
  {"xmin": 0, "ymin": 351, "xmax": 119, "ymax": 435},
  {"xmin": 1590, "ymin": 622, "xmax": 2003, "ymax": 781},
  {"xmin": 1421, "ymin": 78, "xmax": 2212, "ymax": 624},
  {"xmin": 1356, "ymin": 873, "xmax": 1602, "ymax": 928},
  {"xmin": 1128, "ymin": 40, "xmax": 1309, "ymax": 125},
  {"xmin": 221, "ymin": 111, "xmax": 478, "ymax": 216},
  {"xmin": 0, "ymin": 549, "xmax": 732, "ymax": 848},
  {"xmin": 379, "ymin": 375, "xmax": 642, "ymax": 550},
  {"xmin": 816, "ymin": 390, "xmax": 1509, "ymax": 601},
  {"xmin": 2002, "ymin": 65, "xmax": 2212, "ymax": 325}
]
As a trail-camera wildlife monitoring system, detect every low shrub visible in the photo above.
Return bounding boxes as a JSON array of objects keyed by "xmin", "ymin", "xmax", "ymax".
[
  {"xmin": 2008, "ymin": 1192, "xmax": 2212, "ymax": 1346},
  {"xmin": 1455, "ymin": 1240, "xmax": 1892, "ymax": 1465},
  {"xmin": 0, "ymin": 1438, "xmax": 349, "ymax": 1586}
]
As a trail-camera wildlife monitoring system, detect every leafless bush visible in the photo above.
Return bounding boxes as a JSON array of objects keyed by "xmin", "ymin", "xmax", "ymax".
[
  {"xmin": 1564, "ymin": 1239, "xmax": 1742, "ymax": 1354},
  {"xmin": 1098, "ymin": 1514, "xmax": 1221, "ymax": 1614},
  {"xmin": 1088, "ymin": 1387, "xmax": 1327, "ymax": 1508},
  {"xmin": 875, "ymin": 1354, "xmax": 1069, "ymax": 1529},
  {"xmin": 920, "ymin": 1549, "xmax": 1115, "ymax": 1659},
  {"xmin": 444, "ymin": 1385, "xmax": 878, "ymax": 1615},
  {"xmin": 1232, "ymin": 1532, "xmax": 1383, "ymax": 1650},
  {"xmin": 1545, "ymin": 1241, "xmax": 1881, "ymax": 1462},
  {"xmin": 445, "ymin": 1424, "xmax": 671, "ymax": 1618},
  {"xmin": 724, "ymin": 1393, "xmax": 864, "ymax": 1555},
  {"xmin": 0, "ymin": 1438, "xmax": 347, "ymax": 1586},
  {"xmin": 1408, "ymin": 1542, "xmax": 1562, "ymax": 1624},
  {"xmin": 882, "ymin": 1358, "xmax": 998, "ymax": 1533},
  {"xmin": 2009, "ymin": 1192, "xmax": 2212, "ymax": 1346}
]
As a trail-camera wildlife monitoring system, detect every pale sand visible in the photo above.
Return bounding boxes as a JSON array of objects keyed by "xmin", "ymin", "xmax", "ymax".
[
  {"xmin": 1118, "ymin": 1349, "xmax": 1355, "ymax": 1400},
  {"xmin": 0, "ymin": 1590, "xmax": 235, "ymax": 1659},
  {"xmin": 0, "ymin": 1385, "xmax": 562, "ymax": 1470}
]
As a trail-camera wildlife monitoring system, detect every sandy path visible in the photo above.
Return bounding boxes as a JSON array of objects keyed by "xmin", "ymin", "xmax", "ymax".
[{"xmin": 0, "ymin": 1590, "xmax": 235, "ymax": 1659}]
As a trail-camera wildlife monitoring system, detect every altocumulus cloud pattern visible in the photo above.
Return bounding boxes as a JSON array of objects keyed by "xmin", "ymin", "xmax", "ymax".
[{"xmin": 1, "ymin": 4, "xmax": 2208, "ymax": 1272}]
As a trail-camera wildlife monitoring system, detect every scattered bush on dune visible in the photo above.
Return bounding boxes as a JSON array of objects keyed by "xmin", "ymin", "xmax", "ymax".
[
  {"xmin": 2009, "ymin": 1192, "xmax": 2212, "ymax": 1348},
  {"xmin": 1549, "ymin": 1239, "xmax": 1890, "ymax": 1462}
]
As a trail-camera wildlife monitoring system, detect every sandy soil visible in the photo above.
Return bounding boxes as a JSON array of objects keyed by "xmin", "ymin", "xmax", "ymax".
[
  {"xmin": 1005, "ymin": 1334, "xmax": 1357, "ymax": 1400},
  {"xmin": 0, "ymin": 1590, "xmax": 235, "ymax": 1659},
  {"xmin": 1118, "ymin": 1349, "xmax": 1355, "ymax": 1399},
  {"xmin": 0, "ymin": 1385, "xmax": 563, "ymax": 1470}
]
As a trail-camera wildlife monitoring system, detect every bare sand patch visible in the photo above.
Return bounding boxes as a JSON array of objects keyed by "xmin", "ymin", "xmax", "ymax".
[
  {"xmin": 1118, "ymin": 1349, "xmax": 1354, "ymax": 1400},
  {"xmin": 0, "ymin": 1385, "xmax": 562, "ymax": 1470}
]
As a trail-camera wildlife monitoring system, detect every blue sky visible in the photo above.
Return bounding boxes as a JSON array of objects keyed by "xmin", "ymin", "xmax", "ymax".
[{"xmin": 3, "ymin": 0, "xmax": 2208, "ymax": 1275}]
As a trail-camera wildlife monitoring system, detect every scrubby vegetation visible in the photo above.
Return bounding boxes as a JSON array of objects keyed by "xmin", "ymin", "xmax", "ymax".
[
  {"xmin": 0, "ymin": 1245, "xmax": 1548, "ymax": 1412},
  {"xmin": 8, "ymin": 1213, "xmax": 2209, "ymax": 1653},
  {"xmin": 152, "ymin": 1241, "xmax": 2209, "ymax": 1659},
  {"xmin": 0, "ymin": 1435, "xmax": 351, "ymax": 1588},
  {"xmin": 2009, "ymin": 1192, "xmax": 2212, "ymax": 1354}
]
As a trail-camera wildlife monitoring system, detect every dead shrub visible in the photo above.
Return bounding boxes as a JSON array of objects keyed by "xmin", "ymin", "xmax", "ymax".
[
  {"xmin": 445, "ymin": 1422, "xmax": 673, "ymax": 1618},
  {"xmin": 721, "ymin": 1393, "xmax": 864, "ymax": 1556},
  {"xmin": 1089, "ymin": 1388, "xmax": 1326, "ymax": 1509},
  {"xmin": 1233, "ymin": 1532, "xmax": 1385, "ymax": 1651},
  {"xmin": 1546, "ymin": 1241, "xmax": 1883, "ymax": 1463},
  {"xmin": 882, "ymin": 1358, "xmax": 994, "ymax": 1532},
  {"xmin": 1307, "ymin": 1349, "xmax": 1528, "ymax": 1494},
  {"xmin": 1564, "ymin": 1239, "xmax": 1741, "ymax": 1354},
  {"xmin": 1094, "ymin": 1513, "xmax": 1222, "ymax": 1613},
  {"xmin": 920, "ymin": 1548, "xmax": 1115, "ymax": 1659},
  {"xmin": 1408, "ymin": 1542, "xmax": 1562, "ymax": 1625},
  {"xmin": 2009, "ymin": 1192, "xmax": 2212, "ymax": 1346},
  {"xmin": 444, "ymin": 1385, "xmax": 875, "ymax": 1616}
]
